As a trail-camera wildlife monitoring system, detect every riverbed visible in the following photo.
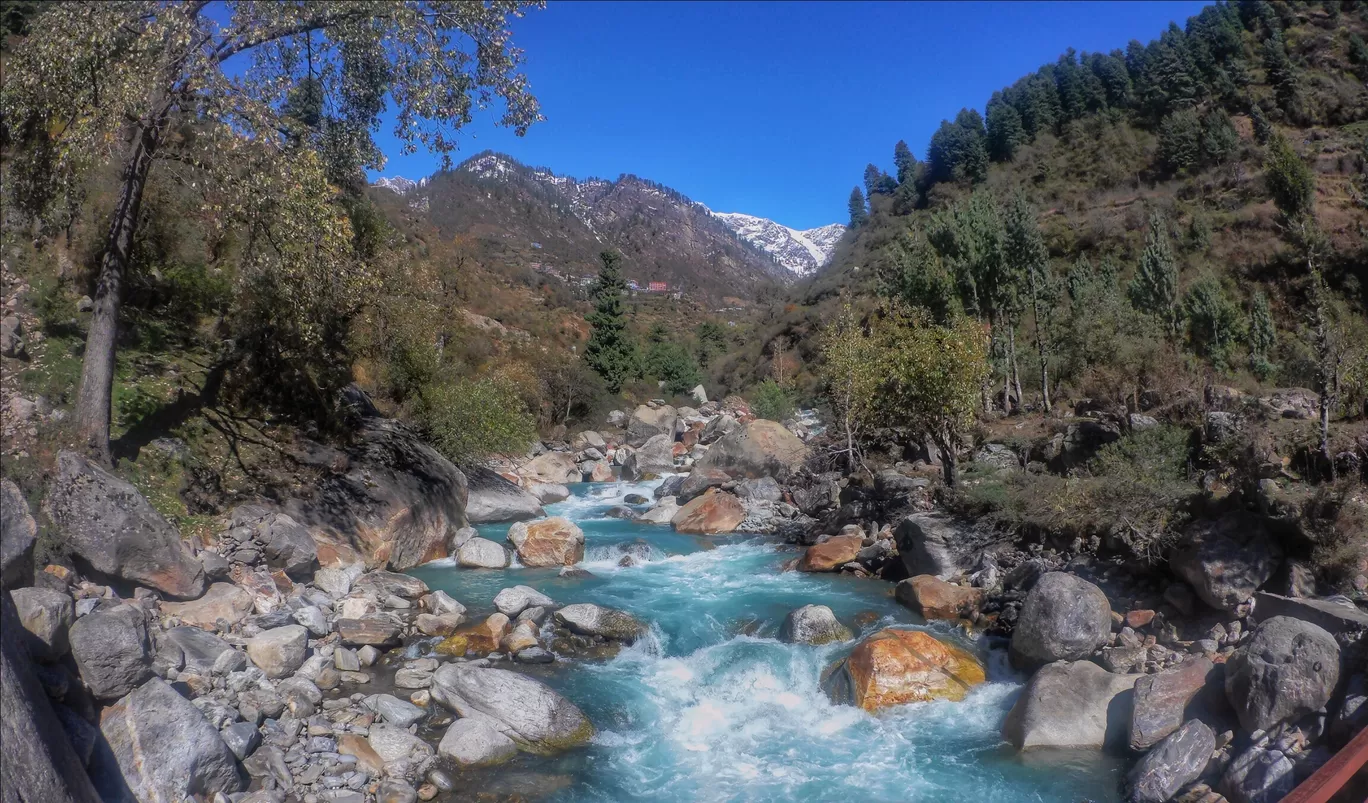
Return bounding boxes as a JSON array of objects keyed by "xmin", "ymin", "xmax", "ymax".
[{"xmin": 410, "ymin": 480, "xmax": 1126, "ymax": 802}]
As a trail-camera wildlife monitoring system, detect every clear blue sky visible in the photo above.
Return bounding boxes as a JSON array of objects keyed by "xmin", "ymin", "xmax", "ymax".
[{"xmin": 369, "ymin": 1, "xmax": 1209, "ymax": 230}]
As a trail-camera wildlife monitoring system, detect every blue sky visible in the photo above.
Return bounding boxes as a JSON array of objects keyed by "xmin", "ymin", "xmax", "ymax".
[{"xmin": 369, "ymin": 1, "xmax": 1210, "ymax": 230}]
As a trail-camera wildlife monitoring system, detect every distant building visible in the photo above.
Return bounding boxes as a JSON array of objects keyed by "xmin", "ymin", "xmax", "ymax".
[
  {"xmin": 647, "ymin": 281, "xmax": 668, "ymax": 292},
  {"xmin": 531, "ymin": 242, "xmax": 543, "ymax": 249},
  {"xmin": 627, "ymin": 280, "xmax": 640, "ymax": 291}
]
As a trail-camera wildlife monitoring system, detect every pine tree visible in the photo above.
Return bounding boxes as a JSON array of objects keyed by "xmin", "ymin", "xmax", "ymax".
[
  {"xmin": 893, "ymin": 140, "xmax": 917, "ymax": 186},
  {"xmin": 1157, "ymin": 109, "xmax": 1203, "ymax": 172},
  {"xmin": 1184, "ymin": 275, "xmax": 1244, "ymax": 370},
  {"xmin": 584, "ymin": 251, "xmax": 638, "ymax": 394},
  {"xmin": 1129, "ymin": 214, "xmax": 1182, "ymax": 340},
  {"xmin": 1201, "ymin": 108, "xmax": 1240, "ymax": 164},
  {"xmin": 1004, "ymin": 193, "xmax": 1053, "ymax": 412},
  {"xmin": 1262, "ymin": 33, "xmax": 1298, "ymax": 115},
  {"xmin": 848, "ymin": 186, "xmax": 868, "ymax": 228},
  {"xmin": 1249, "ymin": 291, "xmax": 1277, "ymax": 380},
  {"xmin": 1265, "ymin": 134, "xmax": 1316, "ymax": 226},
  {"xmin": 864, "ymin": 164, "xmax": 882, "ymax": 198},
  {"xmin": 986, "ymin": 97, "xmax": 1025, "ymax": 162}
]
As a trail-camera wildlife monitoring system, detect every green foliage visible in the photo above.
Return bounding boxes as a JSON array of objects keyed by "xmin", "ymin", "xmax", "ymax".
[
  {"xmin": 1090, "ymin": 424, "xmax": 1191, "ymax": 484},
  {"xmin": 927, "ymin": 108, "xmax": 989, "ymax": 184},
  {"xmin": 1058, "ymin": 256, "xmax": 1165, "ymax": 403},
  {"xmin": 818, "ymin": 302, "xmax": 883, "ymax": 467},
  {"xmin": 986, "ymin": 96, "xmax": 1025, "ymax": 162},
  {"xmin": 750, "ymin": 379, "xmax": 796, "ymax": 422},
  {"xmin": 644, "ymin": 339, "xmax": 703, "ymax": 397},
  {"xmin": 1351, "ymin": 33, "xmax": 1368, "ymax": 78},
  {"xmin": 695, "ymin": 321, "xmax": 730, "ymax": 368},
  {"xmin": 1264, "ymin": 134, "xmax": 1317, "ymax": 224},
  {"xmin": 1249, "ymin": 103, "xmax": 1273, "ymax": 144},
  {"xmin": 1158, "ymin": 108, "xmax": 1204, "ymax": 172},
  {"xmin": 584, "ymin": 251, "xmax": 639, "ymax": 394},
  {"xmin": 877, "ymin": 231, "xmax": 959, "ymax": 323},
  {"xmin": 418, "ymin": 376, "xmax": 536, "ymax": 465},
  {"xmin": 864, "ymin": 164, "xmax": 896, "ymax": 196},
  {"xmin": 1201, "ymin": 108, "xmax": 1240, "ymax": 164},
  {"xmin": 847, "ymin": 187, "xmax": 868, "ymax": 228},
  {"xmin": 1183, "ymin": 274, "xmax": 1245, "ymax": 370},
  {"xmin": 1262, "ymin": 33, "xmax": 1299, "ymax": 114},
  {"xmin": 1129, "ymin": 214, "xmax": 1182, "ymax": 339},
  {"xmin": 1249, "ymin": 291, "xmax": 1278, "ymax": 380},
  {"xmin": 893, "ymin": 140, "xmax": 918, "ymax": 185}
]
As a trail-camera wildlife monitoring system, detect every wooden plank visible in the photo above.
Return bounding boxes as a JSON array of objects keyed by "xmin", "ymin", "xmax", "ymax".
[{"xmin": 1283, "ymin": 725, "xmax": 1368, "ymax": 803}]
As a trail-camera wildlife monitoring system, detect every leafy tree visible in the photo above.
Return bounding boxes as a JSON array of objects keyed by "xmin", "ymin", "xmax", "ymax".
[
  {"xmin": 1129, "ymin": 214, "xmax": 1183, "ymax": 340},
  {"xmin": 750, "ymin": 379, "xmax": 796, "ymax": 422},
  {"xmin": 1202, "ymin": 108, "xmax": 1240, "ymax": 164},
  {"xmin": 645, "ymin": 340, "xmax": 703, "ymax": 397},
  {"xmin": 585, "ymin": 251, "xmax": 638, "ymax": 393},
  {"xmin": 419, "ymin": 376, "xmax": 537, "ymax": 466},
  {"xmin": 819, "ymin": 302, "xmax": 883, "ymax": 473},
  {"xmin": 1157, "ymin": 109, "xmax": 1203, "ymax": 172},
  {"xmin": 1184, "ymin": 275, "xmax": 1244, "ymax": 370},
  {"xmin": 848, "ymin": 187, "xmax": 868, "ymax": 228},
  {"xmin": 1, "ymin": 1, "xmax": 542, "ymax": 462},
  {"xmin": 695, "ymin": 321, "xmax": 730, "ymax": 368},
  {"xmin": 1249, "ymin": 291, "xmax": 1277, "ymax": 381},
  {"xmin": 926, "ymin": 108, "xmax": 989, "ymax": 184},
  {"xmin": 893, "ymin": 140, "xmax": 918, "ymax": 185},
  {"xmin": 877, "ymin": 231, "xmax": 959, "ymax": 323},
  {"xmin": 1265, "ymin": 134, "xmax": 1317, "ymax": 226},
  {"xmin": 1004, "ymin": 193, "xmax": 1055, "ymax": 412}
]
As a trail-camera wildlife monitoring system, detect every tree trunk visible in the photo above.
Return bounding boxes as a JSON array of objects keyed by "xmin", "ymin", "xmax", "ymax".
[
  {"xmin": 1029, "ymin": 268, "xmax": 1051, "ymax": 414},
  {"xmin": 1009, "ymin": 324, "xmax": 1022, "ymax": 414},
  {"xmin": 938, "ymin": 436, "xmax": 958, "ymax": 487},
  {"xmin": 74, "ymin": 118, "xmax": 163, "ymax": 463}
]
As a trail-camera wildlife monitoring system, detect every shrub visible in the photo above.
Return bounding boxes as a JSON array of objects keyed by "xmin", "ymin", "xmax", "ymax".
[
  {"xmin": 750, "ymin": 379, "xmax": 796, "ymax": 421},
  {"xmin": 417, "ymin": 376, "xmax": 537, "ymax": 465}
]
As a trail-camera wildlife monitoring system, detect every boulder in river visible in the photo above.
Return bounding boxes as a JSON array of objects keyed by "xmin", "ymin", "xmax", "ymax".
[
  {"xmin": 526, "ymin": 482, "xmax": 571, "ymax": 505},
  {"xmin": 507, "ymin": 517, "xmax": 585, "ymax": 567},
  {"xmin": 69, "ymin": 604, "xmax": 153, "ymax": 700},
  {"xmin": 493, "ymin": 585, "xmax": 555, "ymax": 617},
  {"xmin": 1002, "ymin": 660, "xmax": 1141, "ymax": 750},
  {"xmin": 693, "ymin": 419, "xmax": 807, "ymax": 482},
  {"xmin": 798, "ymin": 535, "xmax": 864, "ymax": 572},
  {"xmin": 621, "ymin": 433, "xmax": 675, "ymax": 480},
  {"xmin": 1009, "ymin": 572, "xmax": 1113, "ymax": 670},
  {"xmin": 894, "ymin": 513, "xmax": 972, "ymax": 580},
  {"xmin": 457, "ymin": 537, "xmax": 512, "ymax": 569},
  {"xmin": 823, "ymin": 628, "xmax": 985, "ymax": 712},
  {"xmin": 637, "ymin": 497, "xmax": 680, "ymax": 525},
  {"xmin": 466, "ymin": 466, "xmax": 545, "ymax": 524},
  {"xmin": 778, "ymin": 605, "xmax": 852, "ymax": 645},
  {"xmin": 670, "ymin": 490, "xmax": 746, "ymax": 534},
  {"xmin": 437, "ymin": 613, "xmax": 510, "ymax": 657},
  {"xmin": 894, "ymin": 575, "xmax": 984, "ymax": 622},
  {"xmin": 430, "ymin": 664, "xmax": 595, "ymax": 754},
  {"xmin": 554, "ymin": 603, "xmax": 646, "ymax": 643},
  {"xmin": 1126, "ymin": 719, "xmax": 1215, "ymax": 803},
  {"xmin": 1224, "ymin": 615, "xmax": 1339, "ymax": 732},
  {"xmin": 438, "ymin": 714, "xmax": 519, "ymax": 767},
  {"xmin": 676, "ymin": 467, "xmax": 731, "ymax": 504},
  {"xmin": 519, "ymin": 451, "xmax": 580, "ymax": 485},
  {"xmin": 626, "ymin": 404, "xmax": 678, "ymax": 448},
  {"xmin": 1168, "ymin": 513, "xmax": 1281, "ymax": 613},
  {"xmin": 44, "ymin": 451, "xmax": 205, "ymax": 599}
]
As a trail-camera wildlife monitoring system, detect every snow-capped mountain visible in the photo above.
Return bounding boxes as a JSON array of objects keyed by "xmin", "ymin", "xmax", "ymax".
[
  {"xmin": 372, "ymin": 175, "xmax": 427, "ymax": 195},
  {"xmin": 711, "ymin": 213, "xmax": 845, "ymax": 276}
]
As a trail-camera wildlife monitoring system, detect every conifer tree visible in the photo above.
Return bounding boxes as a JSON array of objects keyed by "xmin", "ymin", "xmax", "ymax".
[
  {"xmin": 986, "ymin": 97, "xmax": 1025, "ymax": 162},
  {"xmin": 1249, "ymin": 291, "xmax": 1277, "ymax": 381},
  {"xmin": 1184, "ymin": 275, "xmax": 1244, "ymax": 370},
  {"xmin": 893, "ymin": 140, "xmax": 917, "ymax": 185},
  {"xmin": 585, "ymin": 251, "xmax": 637, "ymax": 394},
  {"xmin": 848, "ymin": 187, "xmax": 868, "ymax": 228},
  {"xmin": 1004, "ymin": 193, "xmax": 1054, "ymax": 412},
  {"xmin": 1129, "ymin": 214, "xmax": 1182, "ymax": 340}
]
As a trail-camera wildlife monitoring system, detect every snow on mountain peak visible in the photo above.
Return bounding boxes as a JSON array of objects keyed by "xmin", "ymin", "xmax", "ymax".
[
  {"xmin": 371, "ymin": 175, "xmax": 427, "ymax": 195},
  {"xmin": 711, "ymin": 212, "xmax": 845, "ymax": 276}
]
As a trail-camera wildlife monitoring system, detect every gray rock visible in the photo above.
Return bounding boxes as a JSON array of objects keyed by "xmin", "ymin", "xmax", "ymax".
[
  {"xmin": 256, "ymin": 512, "xmax": 318, "ymax": 578},
  {"xmin": 626, "ymin": 404, "xmax": 678, "ymax": 448},
  {"xmin": 465, "ymin": 466, "xmax": 545, "ymax": 524},
  {"xmin": 777, "ymin": 605, "xmax": 852, "ymax": 645},
  {"xmin": 353, "ymin": 570, "xmax": 429, "ymax": 600},
  {"xmin": 1225, "ymin": 615, "xmax": 1339, "ymax": 732},
  {"xmin": 246, "ymin": 625, "xmax": 309, "ymax": 679},
  {"xmin": 456, "ymin": 537, "xmax": 511, "ymax": 569},
  {"xmin": 693, "ymin": 419, "xmax": 807, "ymax": 482},
  {"xmin": 237, "ymin": 689, "xmax": 285, "ymax": 724},
  {"xmin": 1, "ymin": 478, "xmax": 38, "ymax": 589},
  {"xmin": 437, "ymin": 714, "xmax": 518, "ymax": 766},
  {"xmin": 292, "ymin": 605, "xmax": 329, "ymax": 636},
  {"xmin": 1220, "ymin": 743, "xmax": 1296, "ymax": 803},
  {"xmin": 333, "ymin": 647, "xmax": 360, "ymax": 672},
  {"xmin": 553, "ymin": 603, "xmax": 646, "ymax": 643},
  {"xmin": 337, "ymin": 614, "xmax": 403, "ymax": 647},
  {"xmin": 1001, "ymin": 660, "xmax": 1140, "ymax": 750},
  {"xmin": 313, "ymin": 567, "xmax": 353, "ymax": 598},
  {"xmin": 100, "ymin": 678, "xmax": 246, "ymax": 800},
  {"xmin": 895, "ymin": 513, "xmax": 972, "ymax": 579},
  {"xmin": 377, "ymin": 779, "xmax": 419, "ymax": 803},
  {"xmin": 655, "ymin": 475, "xmax": 686, "ymax": 499},
  {"xmin": 221, "ymin": 720, "xmax": 262, "ymax": 760},
  {"xmin": 513, "ymin": 647, "xmax": 554, "ymax": 664},
  {"xmin": 425, "ymin": 589, "xmax": 466, "ymax": 617},
  {"xmin": 430, "ymin": 664, "xmax": 594, "ymax": 753},
  {"xmin": 43, "ymin": 451, "xmax": 205, "ymax": 599},
  {"xmin": 621, "ymin": 433, "xmax": 675, "ymax": 480},
  {"xmin": 242, "ymin": 743, "xmax": 290, "ymax": 787},
  {"xmin": 368, "ymin": 693, "xmax": 425, "ymax": 728},
  {"xmin": 1126, "ymin": 719, "xmax": 1215, "ymax": 803},
  {"xmin": 69, "ymin": 604, "xmax": 152, "ymax": 700},
  {"xmin": 10, "ymin": 586, "xmax": 73, "ymax": 660},
  {"xmin": 1009, "ymin": 572, "xmax": 1113, "ymax": 670},
  {"xmin": 162, "ymin": 625, "xmax": 235, "ymax": 673},
  {"xmin": 698, "ymin": 413, "xmax": 739, "ymax": 446},
  {"xmin": 198, "ymin": 550, "xmax": 231, "ymax": 580},
  {"xmin": 973, "ymin": 443, "xmax": 1020, "ymax": 471},
  {"xmin": 492, "ymin": 585, "xmax": 555, "ymax": 617},
  {"xmin": 1170, "ymin": 514, "xmax": 1281, "ymax": 612},
  {"xmin": 0, "ymin": 314, "xmax": 24, "ymax": 358},
  {"xmin": 1252, "ymin": 591, "xmax": 1368, "ymax": 635},
  {"xmin": 366, "ymin": 724, "xmax": 431, "ymax": 764},
  {"xmin": 1129, "ymin": 656, "xmax": 1224, "ymax": 752},
  {"xmin": 676, "ymin": 467, "xmax": 731, "ymax": 504}
]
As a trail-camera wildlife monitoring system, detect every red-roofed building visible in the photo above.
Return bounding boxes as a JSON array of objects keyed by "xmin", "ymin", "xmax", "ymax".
[{"xmin": 648, "ymin": 281, "xmax": 668, "ymax": 292}]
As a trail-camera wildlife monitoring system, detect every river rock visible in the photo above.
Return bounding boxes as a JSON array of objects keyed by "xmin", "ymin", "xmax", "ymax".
[
  {"xmin": 337, "ymin": 614, "xmax": 403, "ymax": 647},
  {"xmin": 1126, "ymin": 719, "xmax": 1215, "ymax": 803},
  {"xmin": 44, "ymin": 451, "xmax": 205, "ymax": 599},
  {"xmin": 622, "ymin": 433, "xmax": 675, "ymax": 480},
  {"xmin": 368, "ymin": 724, "xmax": 431, "ymax": 763},
  {"xmin": 1009, "ymin": 572, "xmax": 1113, "ymax": 670},
  {"xmin": 162, "ymin": 626, "xmax": 235, "ymax": 673},
  {"xmin": 798, "ymin": 535, "xmax": 864, "ymax": 572},
  {"xmin": 161, "ymin": 582, "xmax": 254, "ymax": 630},
  {"xmin": 457, "ymin": 537, "xmax": 511, "ymax": 569},
  {"xmin": 437, "ymin": 613, "xmax": 510, "ymax": 656},
  {"xmin": 1224, "ymin": 615, "xmax": 1339, "ymax": 732},
  {"xmin": 493, "ymin": 585, "xmax": 555, "ymax": 617},
  {"xmin": 100, "ymin": 677, "xmax": 245, "ymax": 800},
  {"xmin": 823, "ymin": 629, "xmax": 985, "ymax": 711},
  {"xmin": 438, "ymin": 714, "xmax": 519, "ymax": 766},
  {"xmin": 520, "ymin": 451, "xmax": 580, "ymax": 485},
  {"xmin": 736, "ymin": 476, "xmax": 783, "ymax": 502},
  {"xmin": 626, "ymin": 404, "xmax": 678, "ymax": 448},
  {"xmin": 894, "ymin": 513, "xmax": 972, "ymax": 579},
  {"xmin": 282, "ymin": 415, "xmax": 468, "ymax": 570},
  {"xmin": 430, "ymin": 664, "xmax": 594, "ymax": 753},
  {"xmin": 355, "ymin": 570, "xmax": 428, "ymax": 599},
  {"xmin": 313, "ymin": 566, "xmax": 353, "ymax": 598},
  {"xmin": 699, "ymin": 413, "xmax": 739, "ymax": 445},
  {"xmin": 246, "ymin": 625, "xmax": 308, "ymax": 678},
  {"xmin": 1002, "ymin": 660, "xmax": 1141, "ymax": 750},
  {"xmin": 69, "ymin": 604, "xmax": 152, "ymax": 700},
  {"xmin": 1, "ymin": 478, "xmax": 37, "ymax": 588},
  {"xmin": 527, "ymin": 482, "xmax": 571, "ymax": 504},
  {"xmin": 677, "ymin": 467, "xmax": 732, "ymax": 504},
  {"xmin": 466, "ymin": 466, "xmax": 546, "ymax": 524},
  {"xmin": 637, "ymin": 497, "xmax": 680, "ymax": 525},
  {"xmin": 425, "ymin": 589, "xmax": 467, "ymax": 617},
  {"xmin": 256, "ymin": 512, "xmax": 318, "ymax": 578},
  {"xmin": 894, "ymin": 576, "xmax": 984, "ymax": 622},
  {"xmin": 502, "ymin": 620, "xmax": 540, "ymax": 653},
  {"xmin": 778, "ymin": 604, "xmax": 852, "ymax": 645},
  {"xmin": 507, "ymin": 517, "xmax": 585, "ymax": 567},
  {"xmin": 554, "ymin": 603, "xmax": 646, "ymax": 642},
  {"xmin": 571, "ymin": 430, "xmax": 607, "ymax": 451},
  {"xmin": 10, "ymin": 586, "xmax": 73, "ymax": 660},
  {"xmin": 338, "ymin": 732, "xmax": 385, "ymax": 775},
  {"xmin": 367, "ymin": 693, "xmax": 427, "ymax": 728},
  {"xmin": 1129, "ymin": 656, "xmax": 1223, "ymax": 751},
  {"xmin": 1169, "ymin": 513, "xmax": 1281, "ymax": 612},
  {"xmin": 693, "ymin": 419, "xmax": 808, "ymax": 482},
  {"xmin": 671, "ymin": 491, "xmax": 746, "ymax": 534},
  {"xmin": 1220, "ymin": 742, "xmax": 1297, "ymax": 803}
]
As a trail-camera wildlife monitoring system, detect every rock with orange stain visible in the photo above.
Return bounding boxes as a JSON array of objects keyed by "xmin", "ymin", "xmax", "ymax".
[
  {"xmin": 894, "ymin": 575, "xmax": 985, "ymax": 621},
  {"xmin": 822, "ymin": 628, "xmax": 986, "ymax": 711},
  {"xmin": 437, "ymin": 613, "xmax": 510, "ymax": 657},
  {"xmin": 798, "ymin": 535, "xmax": 865, "ymax": 572},
  {"xmin": 506, "ymin": 517, "xmax": 585, "ymax": 567},
  {"xmin": 670, "ymin": 491, "xmax": 746, "ymax": 535}
]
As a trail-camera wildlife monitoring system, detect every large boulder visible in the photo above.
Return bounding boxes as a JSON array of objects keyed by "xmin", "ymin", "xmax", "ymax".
[
  {"xmin": 437, "ymin": 714, "xmax": 518, "ymax": 767},
  {"xmin": 894, "ymin": 513, "xmax": 973, "ymax": 579},
  {"xmin": 526, "ymin": 482, "xmax": 571, "ymax": 505},
  {"xmin": 1224, "ymin": 615, "xmax": 1339, "ymax": 732},
  {"xmin": 245, "ymin": 625, "xmax": 309, "ymax": 679},
  {"xmin": 1129, "ymin": 657, "xmax": 1224, "ymax": 752},
  {"xmin": 69, "ymin": 604, "xmax": 153, "ymax": 701},
  {"xmin": 1002, "ymin": 660, "xmax": 1141, "ymax": 750},
  {"xmin": 10, "ymin": 587, "xmax": 74, "ymax": 660},
  {"xmin": 1220, "ymin": 743, "xmax": 1297, "ymax": 803},
  {"xmin": 1126, "ymin": 719, "xmax": 1215, "ymax": 803},
  {"xmin": 44, "ymin": 451, "xmax": 205, "ymax": 599},
  {"xmin": 1, "ymin": 478, "xmax": 37, "ymax": 589},
  {"xmin": 699, "ymin": 413, "xmax": 739, "ymax": 446},
  {"xmin": 465, "ymin": 466, "xmax": 545, "ymax": 524},
  {"xmin": 99, "ymin": 678, "xmax": 245, "ymax": 801},
  {"xmin": 507, "ymin": 517, "xmax": 585, "ymax": 567},
  {"xmin": 671, "ymin": 491, "xmax": 746, "ymax": 535},
  {"xmin": 637, "ymin": 497, "xmax": 680, "ymax": 525},
  {"xmin": 554, "ymin": 603, "xmax": 646, "ymax": 643},
  {"xmin": 492, "ymin": 586, "xmax": 555, "ymax": 618},
  {"xmin": 1169, "ymin": 514, "xmax": 1281, "ymax": 612},
  {"xmin": 778, "ymin": 605, "xmax": 852, "ymax": 645},
  {"xmin": 676, "ymin": 467, "xmax": 731, "ymax": 504},
  {"xmin": 823, "ymin": 629, "xmax": 985, "ymax": 712},
  {"xmin": 693, "ymin": 419, "xmax": 807, "ymax": 482},
  {"xmin": 1009, "ymin": 572, "xmax": 1113, "ymax": 670},
  {"xmin": 430, "ymin": 664, "xmax": 594, "ymax": 754},
  {"xmin": 622, "ymin": 434, "xmax": 675, "ymax": 480},
  {"xmin": 894, "ymin": 576, "xmax": 984, "ymax": 622},
  {"xmin": 520, "ymin": 451, "xmax": 580, "ymax": 484},
  {"xmin": 457, "ymin": 537, "xmax": 511, "ymax": 569},
  {"xmin": 626, "ymin": 404, "xmax": 678, "ymax": 448},
  {"xmin": 797, "ymin": 535, "xmax": 863, "ymax": 572},
  {"xmin": 256, "ymin": 512, "xmax": 317, "ymax": 578},
  {"xmin": 161, "ymin": 626, "xmax": 236, "ymax": 673},
  {"xmin": 161, "ymin": 582, "xmax": 254, "ymax": 630}
]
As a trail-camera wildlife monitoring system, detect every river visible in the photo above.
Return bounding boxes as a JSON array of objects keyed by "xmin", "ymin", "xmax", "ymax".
[{"xmin": 409, "ymin": 479, "xmax": 1126, "ymax": 802}]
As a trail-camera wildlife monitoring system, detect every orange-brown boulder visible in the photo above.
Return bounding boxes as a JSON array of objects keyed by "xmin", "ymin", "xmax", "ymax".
[
  {"xmin": 798, "ymin": 535, "xmax": 864, "ymax": 572},
  {"xmin": 670, "ymin": 491, "xmax": 746, "ymax": 535},
  {"xmin": 894, "ymin": 575, "xmax": 985, "ymax": 621},
  {"xmin": 823, "ymin": 628, "xmax": 986, "ymax": 711},
  {"xmin": 436, "ymin": 613, "xmax": 510, "ymax": 657},
  {"xmin": 506, "ymin": 517, "xmax": 585, "ymax": 567}
]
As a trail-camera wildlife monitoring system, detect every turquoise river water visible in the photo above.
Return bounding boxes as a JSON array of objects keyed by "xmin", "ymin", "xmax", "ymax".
[{"xmin": 409, "ymin": 479, "xmax": 1126, "ymax": 802}]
